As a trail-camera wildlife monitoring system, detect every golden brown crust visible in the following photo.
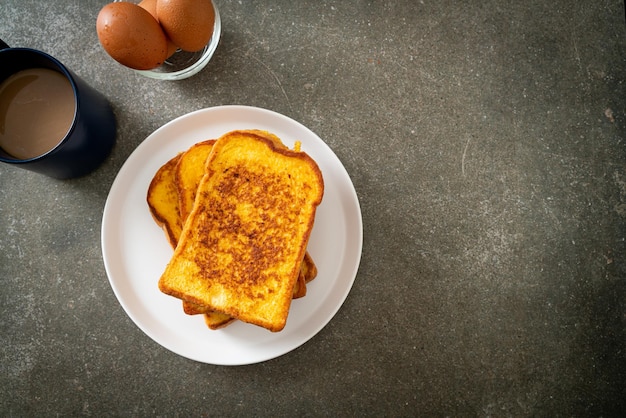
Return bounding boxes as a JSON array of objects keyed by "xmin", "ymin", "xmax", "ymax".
[
  {"xmin": 175, "ymin": 139, "xmax": 217, "ymax": 222},
  {"xmin": 145, "ymin": 132, "xmax": 318, "ymax": 329},
  {"xmin": 292, "ymin": 269, "xmax": 307, "ymax": 299},
  {"xmin": 302, "ymin": 251, "xmax": 317, "ymax": 283},
  {"xmin": 203, "ymin": 312, "xmax": 236, "ymax": 330},
  {"xmin": 148, "ymin": 130, "xmax": 321, "ymax": 330},
  {"xmin": 147, "ymin": 153, "xmax": 183, "ymax": 248},
  {"xmin": 183, "ymin": 251, "xmax": 314, "ymax": 314},
  {"xmin": 158, "ymin": 130, "xmax": 324, "ymax": 332}
]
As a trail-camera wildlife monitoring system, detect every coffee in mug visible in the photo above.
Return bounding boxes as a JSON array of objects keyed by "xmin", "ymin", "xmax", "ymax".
[
  {"xmin": 0, "ymin": 68, "xmax": 76, "ymax": 159},
  {"xmin": 0, "ymin": 40, "xmax": 116, "ymax": 179}
]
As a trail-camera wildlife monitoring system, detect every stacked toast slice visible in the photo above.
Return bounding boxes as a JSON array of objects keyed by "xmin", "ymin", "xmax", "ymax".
[{"xmin": 147, "ymin": 130, "xmax": 323, "ymax": 331}]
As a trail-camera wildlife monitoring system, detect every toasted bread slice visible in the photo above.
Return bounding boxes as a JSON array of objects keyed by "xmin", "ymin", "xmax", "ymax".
[
  {"xmin": 176, "ymin": 132, "xmax": 280, "ymax": 221},
  {"xmin": 147, "ymin": 153, "xmax": 183, "ymax": 248},
  {"xmin": 184, "ymin": 260, "xmax": 312, "ymax": 316},
  {"xmin": 203, "ymin": 312, "xmax": 236, "ymax": 330},
  {"xmin": 147, "ymin": 136, "xmax": 318, "ymax": 328},
  {"xmin": 176, "ymin": 133, "xmax": 316, "ymax": 319},
  {"xmin": 176, "ymin": 139, "xmax": 217, "ymax": 222},
  {"xmin": 301, "ymin": 252, "xmax": 317, "ymax": 284},
  {"xmin": 174, "ymin": 133, "xmax": 317, "ymax": 319},
  {"xmin": 175, "ymin": 133, "xmax": 282, "ymax": 235},
  {"xmin": 158, "ymin": 130, "xmax": 324, "ymax": 332}
]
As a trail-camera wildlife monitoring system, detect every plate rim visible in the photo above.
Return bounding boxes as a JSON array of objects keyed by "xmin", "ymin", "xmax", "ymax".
[{"xmin": 101, "ymin": 105, "xmax": 363, "ymax": 365}]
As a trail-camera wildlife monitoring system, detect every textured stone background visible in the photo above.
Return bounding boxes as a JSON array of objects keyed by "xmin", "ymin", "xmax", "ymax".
[{"xmin": 1, "ymin": 0, "xmax": 625, "ymax": 415}]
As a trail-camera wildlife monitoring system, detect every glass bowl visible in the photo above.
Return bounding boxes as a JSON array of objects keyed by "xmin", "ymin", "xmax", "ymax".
[{"xmin": 112, "ymin": 0, "xmax": 221, "ymax": 80}]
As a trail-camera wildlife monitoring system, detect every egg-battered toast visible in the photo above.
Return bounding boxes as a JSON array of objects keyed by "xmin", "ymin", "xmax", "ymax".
[
  {"xmin": 158, "ymin": 130, "xmax": 324, "ymax": 332},
  {"xmin": 146, "ymin": 153, "xmax": 183, "ymax": 248},
  {"xmin": 176, "ymin": 139, "xmax": 216, "ymax": 222},
  {"xmin": 147, "ymin": 134, "xmax": 318, "ymax": 329}
]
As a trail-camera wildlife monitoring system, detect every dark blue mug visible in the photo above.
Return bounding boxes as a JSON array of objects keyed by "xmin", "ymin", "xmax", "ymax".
[{"xmin": 0, "ymin": 39, "xmax": 116, "ymax": 179}]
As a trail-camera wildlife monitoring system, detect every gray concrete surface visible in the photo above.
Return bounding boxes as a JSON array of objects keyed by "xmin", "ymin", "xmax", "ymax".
[{"xmin": 1, "ymin": 0, "xmax": 625, "ymax": 416}]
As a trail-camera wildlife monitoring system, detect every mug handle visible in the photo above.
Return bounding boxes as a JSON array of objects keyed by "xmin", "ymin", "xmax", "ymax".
[{"xmin": 0, "ymin": 38, "xmax": 9, "ymax": 50}]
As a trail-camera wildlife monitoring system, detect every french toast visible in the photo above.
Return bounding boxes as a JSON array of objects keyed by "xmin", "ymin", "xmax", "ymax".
[
  {"xmin": 147, "ymin": 131, "xmax": 319, "ymax": 330},
  {"xmin": 147, "ymin": 147, "xmax": 240, "ymax": 329},
  {"xmin": 301, "ymin": 252, "xmax": 318, "ymax": 284},
  {"xmin": 175, "ymin": 139, "xmax": 216, "ymax": 222},
  {"xmin": 148, "ymin": 131, "xmax": 301, "ymax": 248},
  {"xmin": 147, "ymin": 134, "xmax": 318, "ymax": 327},
  {"xmin": 158, "ymin": 130, "xmax": 324, "ymax": 332},
  {"xmin": 183, "ymin": 258, "xmax": 312, "ymax": 314},
  {"xmin": 146, "ymin": 153, "xmax": 183, "ymax": 248}
]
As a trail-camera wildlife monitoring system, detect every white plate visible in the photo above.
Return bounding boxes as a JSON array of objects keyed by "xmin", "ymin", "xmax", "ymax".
[{"xmin": 101, "ymin": 105, "xmax": 363, "ymax": 365}]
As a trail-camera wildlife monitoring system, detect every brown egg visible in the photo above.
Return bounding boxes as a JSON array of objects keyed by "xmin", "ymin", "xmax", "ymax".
[
  {"xmin": 138, "ymin": 0, "xmax": 179, "ymax": 58},
  {"xmin": 157, "ymin": 0, "xmax": 215, "ymax": 52},
  {"xmin": 96, "ymin": 2, "xmax": 168, "ymax": 70}
]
